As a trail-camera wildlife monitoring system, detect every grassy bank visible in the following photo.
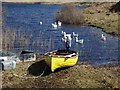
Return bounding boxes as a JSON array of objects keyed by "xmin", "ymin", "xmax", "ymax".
[
  {"xmin": 2, "ymin": 59, "xmax": 119, "ymax": 88},
  {"xmin": 81, "ymin": 2, "xmax": 119, "ymax": 36},
  {"xmin": 55, "ymin": 2, "xmax": 119, "ymax": 36}
]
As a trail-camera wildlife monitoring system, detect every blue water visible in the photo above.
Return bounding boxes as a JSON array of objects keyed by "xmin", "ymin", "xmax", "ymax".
[{"xmin": 2, "ymin": 3, "xmax": 119, "ymax": 65}]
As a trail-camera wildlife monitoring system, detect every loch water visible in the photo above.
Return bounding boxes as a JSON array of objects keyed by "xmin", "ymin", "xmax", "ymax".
[{"xmin": 2, "ymin": 3, "xmax": 119, "ymax": 65}]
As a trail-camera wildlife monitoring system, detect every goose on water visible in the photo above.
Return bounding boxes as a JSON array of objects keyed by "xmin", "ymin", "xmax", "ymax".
[
  {"xmin": 65, "ymin": 34, "xmax": 72, "ymax": 40},
  {"xmin": 62, "ymin": 31, "xmax": 67, "ymax": 42},
  {"xmin": 61, "ymin": 31, "xmax": 64, "ymax": 36},
  {"xmin": 58, "ymin": 21, "xmax": 62, "ymax": 26},
  {"xmin": 66, "ymin": 34, "xmax": 72, "ymax": 47},
  {"xmin": 61, "ymin": 31, "xmax": 67, "ymax": 37},
  {"xmin": 72, "ymin": 32, "xmax": 78, "ymax": 37},
  {"xmin": 62, "ymin": 37, "xmax": 66, "ymax": 42},
  {"xmin": 75, "ymin": 36, "xmax": 84, "ymax": 44},
  {"xmin": 52, "ymin": 22, "xmax": 57, "ymax": 28},
  {"xmin": 61, "ymin": 31, "xmax": 72, "ymax": 43},
  {"xmin": 39, "ymin": 21, "xmax": 42, "ymax": 25},
  {"xmin": 101, "ymin": 34, "xmax": 106, "ymax": 41}
]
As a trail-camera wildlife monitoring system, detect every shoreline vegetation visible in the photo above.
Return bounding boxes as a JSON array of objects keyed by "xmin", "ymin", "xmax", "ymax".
[
  {"xmin": 81, "ymin": 2, "xmax": 120, "ymax": 36},
  {"xmin": 2, "ymin": 2, "xmax": 120, "ymax": 36},
  {"xmin": 56, "ymin": 6, "xmax": 85, "ymax": 25},
  {"xmin": 55, "ymin": 2, "xmax": 120, "ymax": 36}
]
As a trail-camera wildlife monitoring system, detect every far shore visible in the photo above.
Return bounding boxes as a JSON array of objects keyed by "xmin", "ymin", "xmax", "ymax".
[
  {"xmin": 1, "ymin": 1, "xmax": 95, "ymax": 6},
  {"xmin": 2, "ymin": 2, "xmax": 120, "ymax": 36},
  {"xmin": 81, "ymin": 2, "xmax": 120, "ymax": 36}
]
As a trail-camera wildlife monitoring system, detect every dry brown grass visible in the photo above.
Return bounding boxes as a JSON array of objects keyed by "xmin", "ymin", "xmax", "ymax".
[
  {"xmin": 2, "ymin": 60, "xmax": 120, "ymax": 88},
  {"xmin": 56, "ymin": 6, "xmax": 85, "ymax": 25},
  {"xmin": 81, "ymin": 2, "xmax": 120, "ymax": 36}
]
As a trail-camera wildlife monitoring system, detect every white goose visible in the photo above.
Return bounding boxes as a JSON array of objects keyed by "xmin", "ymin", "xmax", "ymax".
[
  {"xmin": 75, "ymin": 36, "xmax": 84, "ymax": 44},
  {"xmin": 101, "ymin": 34, "xmax": 106, "ymax": 41},
  {"xmin": 61, "ymin": 31, "xmax": 64, "ymax": 36},
  {"xmin": 52, "ymin": 22, "xmax": 57, "ymax": 28},
  {"xmin": 72, "ymin": 32, "xmax": 78, "ymax": 37},
  {"xmin": 39, "ymin": 21, "xmax": 42, "ymax": 25},
  {"xmin": 66, "ymin": 34, "xmax": 72, "ymax": 47},
  {"xmin": 62, "ymin": 31, "xmax": 67, "ymax": 42},
  {"xmin": 61, "ymin": 32, "xmax": 72, "ymax": 43},
  {"xmin": 58, "ymin": 21, "xmax": 62, "ymax": 26}
]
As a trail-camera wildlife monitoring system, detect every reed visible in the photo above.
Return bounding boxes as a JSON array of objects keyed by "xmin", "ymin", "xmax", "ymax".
[{"xmin": 56, "ymin": 6, "xmax": 85, "ymax": 25}]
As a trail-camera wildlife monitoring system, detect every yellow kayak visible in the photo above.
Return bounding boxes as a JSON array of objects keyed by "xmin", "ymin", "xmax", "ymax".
[{"xmin": 44, "ymin": 50, "xmax": 78, "ymax": 72}]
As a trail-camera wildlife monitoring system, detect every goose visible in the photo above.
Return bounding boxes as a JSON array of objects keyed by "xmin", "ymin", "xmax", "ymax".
[
  {"xmin": 62, "ymin": 32, "xmax": 67, "ymax": 42},
  {"xmin": 52, "ymin": 22, "xmax": 57, "ymax": 28},
  {"xmin": 39, "ymin": 21, "xmax": 42, "ymax": 25},
  {"xmin": 64, "ymin": 34, "xmax": 72, "ymax": 49},
  {"xmin": 75, "ymin": 36, "xmax": 84, "ymax": 44},
  {"xmin": 61, "ymin": 31, "xmax": 64, "ymax": 36},
  {"xmin": 101, "ymin": 34, "xmax": 106, "ymax": 41},
  {"xmin": 72, "ymin": 32, "xmax": 78, "ymax": 37},
  {"xmin": 66, "ymin": 34, "xmax": 72, "ymax": 42},
  {"xmin": 62, "ymin": 31, "xmax": 67, "ymax": 37},
  {"xmin": 62, "ymin": 37, "xmax": 67, "ymax": 42},
  {"xmin": 58, "ymin": 21, "xmax": 62, "ymax": 26},
  {"xmin": 62, "ymin": 32, "xmax": 72, "ymax": 43},
  {"xmin": 62, "ymin": 35, "xmax": 67, "ymax": 42}
]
